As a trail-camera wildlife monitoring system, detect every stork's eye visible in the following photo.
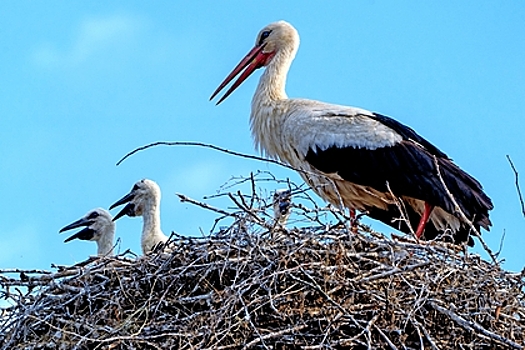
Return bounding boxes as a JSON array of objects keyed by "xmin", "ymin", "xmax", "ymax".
[
  {"xmin": 88, "ymin": 212, "xmax": 100, "ymax": 219},
  {"xmin": 258, "ymin": 30, "xmax": 271, "ymax": 46}
]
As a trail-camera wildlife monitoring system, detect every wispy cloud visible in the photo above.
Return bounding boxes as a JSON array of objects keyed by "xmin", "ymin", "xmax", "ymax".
[
  {"xmin": 166, "ymin": 160, "xmax": 229, "ymax": 198},
  {"xmin": 30, "ymin": 12, "xmax": 207, "ymax": 78},
  {"xmin": 31, "ymin": 14, "xmax": 144, "ymax": 68}
]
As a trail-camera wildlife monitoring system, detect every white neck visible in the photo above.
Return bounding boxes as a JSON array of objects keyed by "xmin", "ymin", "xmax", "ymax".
[
  {"xmin": 141, "ymin": 197, "xmax": 167, "ymax": 254},
  {"xmin": 252, "ymin": 48, "xmax": 294, "ymax": 105},
  {"xmin": 96, "ymin": 226, "xmax": 115, "ymax": 256},
  {"xmin": 250, "ymin": 48, "xmax": 295, "ymax": 158}
]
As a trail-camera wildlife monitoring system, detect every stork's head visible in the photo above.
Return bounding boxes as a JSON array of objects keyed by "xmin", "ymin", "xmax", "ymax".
[
  {"xmin": 210, "ymin": 21, "xmax": 299, "ymax": 104},
  {"xmin": 110, "ymin": 179, "xmax": 161, "ymax": 221},
  {"xmin": 59, "ymin": 208, "xmax": 114, "ymax": 243},
  {"xmin": 273, "ymin": 189, "xmax": 292, "ymax": 224}
]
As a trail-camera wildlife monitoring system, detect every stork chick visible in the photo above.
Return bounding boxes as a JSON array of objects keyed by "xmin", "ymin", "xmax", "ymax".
[
  {"xmin": 59, "ymin": 208, "xmax": 115, "ymax": 256},
  {"xmin": 273, "ymin": 189, "xmax": 292, "ymax": 225},
  {"xmin": 110, "ymin": 179, "xmax": 168, "ymax": 254},
  {"xmin": 211, "ymin": 21, "xmax": 493, "ymax": 245}
]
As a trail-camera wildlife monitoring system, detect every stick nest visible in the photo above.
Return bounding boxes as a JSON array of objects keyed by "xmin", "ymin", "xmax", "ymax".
[{"xmin": 1, "ymin": 174, "xmax": 524, "ymax": 349}]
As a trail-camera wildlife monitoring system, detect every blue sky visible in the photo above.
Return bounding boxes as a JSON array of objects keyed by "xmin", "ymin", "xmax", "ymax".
[{"xmin": 1, "ymin": 1, "xmax": 524, "ymax": 274}]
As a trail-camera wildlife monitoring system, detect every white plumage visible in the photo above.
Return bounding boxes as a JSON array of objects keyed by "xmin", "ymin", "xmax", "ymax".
[
  {"xmin": 211, "ymin": 21, "xmax": 493, "ymax": 245},
  {"xmin": 110, "ymin": 179, "xmax": 168, "ymax": 254},
  {"xmin": 59, "ymin": 208, "xmax": 115, "ymax": 256}
]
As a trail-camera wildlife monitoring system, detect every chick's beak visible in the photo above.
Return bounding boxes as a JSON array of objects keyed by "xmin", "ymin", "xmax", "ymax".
[
  {"xmin": 109, "ymin": 192, "xmax": 136, "ymax": 221},
  {"xmin": 59, "ymin": 217, "xmax": 91, "ymax": 233}
]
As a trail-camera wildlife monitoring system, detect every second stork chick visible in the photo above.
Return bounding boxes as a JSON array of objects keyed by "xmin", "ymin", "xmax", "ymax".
[
  {"xmin": 110, "ymin": 179, "xmax": 168, "ymax": 255},
  {"xmin": 59, "ymin": 208, "xmax": 115, "ymax": 256},
  {"xmin": 273, "ymin": 189, "xmax": 292, "ymax": 225}
]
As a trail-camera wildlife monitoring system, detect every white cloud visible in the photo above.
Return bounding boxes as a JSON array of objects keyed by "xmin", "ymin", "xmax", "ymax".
[
  {"xmin": 165, "ymin": 160, "xmax": 229, "ymax": 198},
  {"xmin": 32, "ymin": 14, "xmax": 144, "ymax": 68},
  {"xmin": 29, "ymin": 12, "xmax": 208, "ymax": 78}
]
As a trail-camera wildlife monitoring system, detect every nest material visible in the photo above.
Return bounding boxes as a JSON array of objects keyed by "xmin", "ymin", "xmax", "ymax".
[
  {"xmin": 1, "ymin": 174, "xmax": 524, "ymax": 349},
  {"xmin": 1, "ymin": 224, "xmax": 524, "ymax": 349}
]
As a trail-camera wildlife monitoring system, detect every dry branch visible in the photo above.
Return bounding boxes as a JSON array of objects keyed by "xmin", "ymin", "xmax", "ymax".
[
  {"xmin": 433, "ymin": 156, "xmax": 499, "ymax": 264},
  {"xmin": 507, "ymin": 155, "xmax": 525, "ymax": 218},
  {"xmin": 116, "ymin": 141, "xmax": 294, "ymax": 171}
]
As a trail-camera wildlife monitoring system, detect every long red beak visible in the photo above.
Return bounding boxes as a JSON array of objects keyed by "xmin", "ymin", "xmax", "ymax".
[{"xmin": 210, "ymin": 44, "xmax": 268, "ymax": 105}]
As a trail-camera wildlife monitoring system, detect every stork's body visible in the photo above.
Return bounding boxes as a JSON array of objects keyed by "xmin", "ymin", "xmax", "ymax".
[
  {"xmin": 211, "ymin": 21, "xmax": 493, "ymax": 244},
  {"xmin": 110, "ymin": 179, "xmax": 168, "ymax": 254},
  {"xmin": 59, "ymin": 208, "xmax": 115, "ymax": 256}
]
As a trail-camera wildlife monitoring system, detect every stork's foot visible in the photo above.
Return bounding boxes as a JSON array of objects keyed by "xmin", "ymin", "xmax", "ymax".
[
  {"xmin": 350, "ymin": 212, "xmax": 366, "ymax": 233},
  {"xmin": 350, "ymin": 221, "xmax": 358, "ymax": 233}
]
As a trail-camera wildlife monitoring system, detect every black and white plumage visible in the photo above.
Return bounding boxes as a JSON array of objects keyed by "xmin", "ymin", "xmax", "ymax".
[
  {"xmin": 59, "ymin": 208, "xmax": 115, "ymax": 256},
  {"xmin": 273, "ymin": 189, "xmax": 292, "ymax": 225},
  {"xmin": 210, "ymin": 20, "xmax": 493, "ymax": 244},
  {"xmin": 109, "ymin": 179, "xmax": 168, "ymax": 254}
]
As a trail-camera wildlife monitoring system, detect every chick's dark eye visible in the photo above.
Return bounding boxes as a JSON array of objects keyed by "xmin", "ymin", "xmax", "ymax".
[
  {"xmin": 88, "ymin": 212, "xmax": 100, "ymax": 219},
  {"xmin": 258, "ymin": 30, "xmax": 271, "ymax": 46}
]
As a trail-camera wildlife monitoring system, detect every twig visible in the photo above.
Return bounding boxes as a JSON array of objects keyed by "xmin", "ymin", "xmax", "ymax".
[
  {"xmin": 506, "ymin": 155, "xmax": 525, "ymax": 218},
  {"xmin": 433, "ymin": 156, "xmax": 498, "ymax": 264},
  {"xmin": 373, "ymin": 325, "xmax": 398, "ymax": 350},
  {"xmin": 0, "ymin": 269, "xmax": 53, "ymax": 275},
  {"xmin": 354, "ymin": 261, "xmax": 431, "ymax": 283},
  {"xmin": 176, "ymin": 193, "xmax": 233, "ymax": 218},
  {"xmin": 241, "ymin": 325, "xmax": 307, "ymax": 350},
  {"xmin": 386, "ymin": 181, "xmax": 415, "ymax": 236},
  {"xmin": 227, "ymin": 193, "xmax": 271, "ymax": 229},
  {"xmin": 409, "ymin": 316, "xmax": 441, "ymax": 350},
  {"xmin": 430, "ymin": 301, "xmax": 523, "ymax": 349},
  {"xmin": 116, "ymin": 141, "xmax": 294, "ymax": 171}
]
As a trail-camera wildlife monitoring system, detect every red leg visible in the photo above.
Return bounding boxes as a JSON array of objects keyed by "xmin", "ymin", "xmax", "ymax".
[
  {"xmin": 415, "ymin": 202, "xmax": 434, "ymax": 239},
  {"xmin": 349, "ymin": 208, "xmax": 358, "ymax": 233}
]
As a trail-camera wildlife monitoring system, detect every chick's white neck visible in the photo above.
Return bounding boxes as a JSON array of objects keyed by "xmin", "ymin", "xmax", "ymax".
[
  {"xmin": 96, "ymin": 225, "xmax": 115, "ymax": 256},
  {"xmin": 141, "ymin": 199, "xmax": 167, "ymax": 254}
]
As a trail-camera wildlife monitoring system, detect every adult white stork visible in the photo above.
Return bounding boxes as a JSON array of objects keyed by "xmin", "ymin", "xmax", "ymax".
[
  {"xmin": 59, "ymin": 208, "xmax": 115, "ymax": 256},
  {"xmin": 210, "ymin": 21, "xmax": 493, "ymax": 245},
  {"xmin": 109, "ymin": 179, "xmax": 168, "ymax": 254}
]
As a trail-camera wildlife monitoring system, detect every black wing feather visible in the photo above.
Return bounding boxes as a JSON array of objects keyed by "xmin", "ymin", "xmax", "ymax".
[
  {"xmin": 305, "ymin": 114, "xmax": 493, "ymax": 232},
  {"xmin": 370, "ymin": 113, "xmax": 448, "ymax": 158}
]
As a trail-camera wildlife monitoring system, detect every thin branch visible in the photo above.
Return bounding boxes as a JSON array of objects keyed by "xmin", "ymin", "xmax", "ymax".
[
  {"xmin": 430, "ymin": 302, "xmax": 523, "ymax": 349},
  {"xmin": 0, "ymin": 269, "xmax": 53, "ymax": 275},
  {"xmin": 386, "ymin": 181, "xmax": 415, "ymax": 237},
  {"xmin": 227, "ymin": 192, "xmax": 271, "ymax": 229},
  {"xmin": 373, "ymin": 325, "xmax": 398, "ymax": 350},
  {"xmin": 506, "ymin": 154, "xmax": 525, "ymax": 218},
  {"xmin": 240, "ymin": 325, "xmax": 307, "ymax": 350},
  {"xmin": 176, "ymin": 193, "xmax": 233, "ymax": 218},
  {"xmin": 433, "ymin": 156, "xmax": 498, "ymax": 264},
  {"xmin": 116, "ymin": 141, "xmax": 295, "ymax": 171}
]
